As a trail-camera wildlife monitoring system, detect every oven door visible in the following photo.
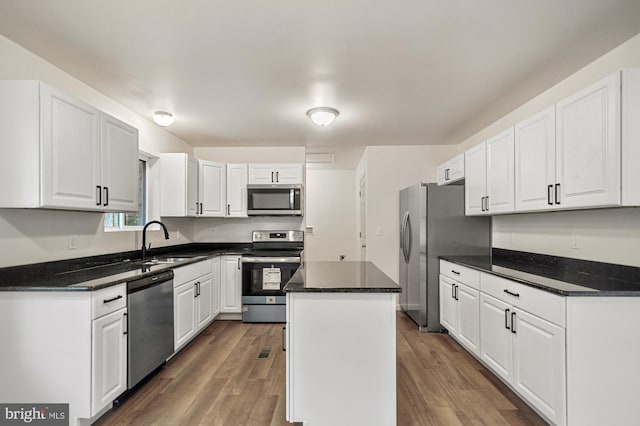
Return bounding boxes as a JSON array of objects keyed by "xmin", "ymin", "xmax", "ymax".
[{"xmin": 241, "ymin": 257, "xmax": 300, "ymax": 298}]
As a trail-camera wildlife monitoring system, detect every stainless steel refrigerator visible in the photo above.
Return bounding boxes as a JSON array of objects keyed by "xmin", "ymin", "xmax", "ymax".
[{"xmin": 399, "ymin": 183, "xmax": 491, "ymax": 332}]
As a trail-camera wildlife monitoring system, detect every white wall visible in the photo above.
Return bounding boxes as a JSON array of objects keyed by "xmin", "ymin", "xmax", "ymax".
[
  {"xmin": 0, "ymin": 35, "xmax": 194, "ymax": 267},
  {"xmin": 454, "ymin": 32, "xmax": 640, "ymax": 267},
  {"xmin": 358, "ymin": 145, "xmax": 458, "ymax": 282},
  {"xmin": 304, "ymin": 169, "xmax": 359, "ymax": 262}
]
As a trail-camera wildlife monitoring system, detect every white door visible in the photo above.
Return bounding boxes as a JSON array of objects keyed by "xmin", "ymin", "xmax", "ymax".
[
  {"xmin": 438, "ymin": 276, "xmax": 457, "ymax": 335},
  {"xmin": 512, "ymin": 308, "xmax": 566, "ymax": 426},
  {"xmin": 186, "ymin": 156, "xmax": 199, "ymax": 217},
  {"xmin": 248, "ymin": 163, "xmax": 275, "ymax": 184},
  {"xmin": 221, "ymin": 256, "xmax": 242, "ymax": 313},
  {"xmin": 174, "ymin": 282, "xmax": 196, "ymax": 350},
  {"xmin": 479, "ymin": 293, "xmax": 513, "ymax": 384},
  {"xmin": 40, "ymin": 83, "xmax": 101, "ymax": 210},
  {"xmin": 100, "ymin": 113, "xmax": 139, "ymax": 212},
  {"xmin": 91, "ymin": 308, "xmax": 127, "ymax": 415},
  {"xmin": 456, "ymin": 282, "xmax": 480, "ymax": 357},
  {"xmin": 515, "ymin": 106, "xmax": 556, "ymax": 212},
  {"xmin": 212, "ymin": 257, "xmax": 221, "ymax": 317},
  {"xmin": 226, "ymin": 163, "xmax": 248, "ymax": 217},
  {"xmin": 199, "ymin": 160, "xmax": 226, "ymax": 217},
  {"xmin": 464, "ymin": 142, "xmax": 487, "ymax": 215},
  {"xmin": 486, "ymin": 128, "xmax": 515, "ymax": 214},
  {"xmin": 196, "ymin": 275, "xmax": 213, "ymax": 331},
  {"xmin": 359, "ymin": 175, "xmax": 367, "ymax": 260},
  {"xmin": 556, "ymin": 72, "xmax": 621, "ymax": 208},
  {"xmin": 275, "ymin": 163, "xmax": 304, "ymax": 184}
]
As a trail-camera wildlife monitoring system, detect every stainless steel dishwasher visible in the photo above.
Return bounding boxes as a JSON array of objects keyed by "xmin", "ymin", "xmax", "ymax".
[{"xmin": 127, "ymin": 270, "xmax": 174, "ymax": 389}]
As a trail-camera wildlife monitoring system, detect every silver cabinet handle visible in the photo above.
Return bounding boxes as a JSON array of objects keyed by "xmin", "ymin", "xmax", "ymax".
[
  {"xmin": 276, "ymin": 171, "xmax": 279, "ymax": 182},
  {"xmin": 504, "ymin": 309, "xmax": 510, "ymax": 330},
  {"xmin": 97, "ymin": 186, "xmax": 102, "ymax": 206},
  {"xmin": 238, "ymin": 257, "xmax": 241, "ymax": 269},
  {"xmin": 123, "ymin": 312, "xmax": 128, "ymax": 335},
  {"xmin": 555, "ymin": 183, "xmax": 561, "ymax": 205},
  {"xmin": 271, "ymin": 171, "xmax": 274, "ymax": 183},
  {"xmin": 227, "ymin": 204, "xmax": 231, "ymax": 215},
  {"xmin": 282, "ymin": 326, "xmax": 286, "ymax": 351},
  {"xmin": 511, "ymin": 311, "xmax": 517, "ymax": 334},
  {"xmin": 547, "ymin": 184, "xmax": 553, "ymax": 205}
]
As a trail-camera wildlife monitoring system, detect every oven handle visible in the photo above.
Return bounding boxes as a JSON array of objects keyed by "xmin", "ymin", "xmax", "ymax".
[{"xmin": 241, "ymin": 257, "xmax": 301, "ymax": 263}]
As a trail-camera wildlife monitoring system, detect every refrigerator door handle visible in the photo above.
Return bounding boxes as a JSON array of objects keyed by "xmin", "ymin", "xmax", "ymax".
[
  {"xmin": 400, "ymin": 212, "xmax": 407, "ymax": 251},
  {"xmin": 404, "ymin": 213, "xmax": 412, "ymax": 262}
]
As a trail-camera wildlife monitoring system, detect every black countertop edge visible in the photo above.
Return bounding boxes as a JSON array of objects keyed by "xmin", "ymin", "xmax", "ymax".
[
  {"xmin": 440, "ymin": 248, "xmax": 640, "ymax": 297},
  {"xmin": 0, "ymin": 242, "xmax": 253, "ymax": 291},
  {"xmin": 283, "ymin": 285, "xmax": 402, "ymax": 293},
  {"xmin": 283, "ymin": 261, "xmax": 402, "ymax": 293}
]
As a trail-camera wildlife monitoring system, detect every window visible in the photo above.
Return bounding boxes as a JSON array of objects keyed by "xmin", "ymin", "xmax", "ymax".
[{"xmin": 104, "ymin": 158, "xmax": 147, "ymax": 230}]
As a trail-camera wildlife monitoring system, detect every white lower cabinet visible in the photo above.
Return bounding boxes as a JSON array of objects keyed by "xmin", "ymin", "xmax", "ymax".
[
  {"xmin": 221, "ymin": 255, "xmax": 242, "ymax": 313},
  {"xmin": 212, "ymin": 256, "xmax": 221, "ymax": 317},
  {"xmin": 441, "ymin": 260, "xmax": 567, "ymax": 425},
  {"xmin": 173, "ymin": 259, "xmax": 217, "ymax": 352},
  {"xmin": 91, "ymin": 307, "xmax": 127, "ymax": 416}
]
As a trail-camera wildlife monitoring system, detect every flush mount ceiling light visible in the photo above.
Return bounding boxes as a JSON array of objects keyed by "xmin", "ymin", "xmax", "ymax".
[
  {"xmin": 306, "ymin": 107, "xmax": 339, "ymax": 126},
  {"xmin": 153, "ymin": 111, "xmax": 174, "ymax": 127}
]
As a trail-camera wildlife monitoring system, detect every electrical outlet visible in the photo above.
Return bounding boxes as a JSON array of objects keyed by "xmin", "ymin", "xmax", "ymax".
[
  {"xmin": 508, "ymin": 233, "xmax": 514, "ymax": 244},
  {"xmin": 266, "ymin": 296, "xmax": 276, "ymax": 304},
  {"xmin": 572, "ymin": 234, "xmax": 580, "ymax": 250},
  {"xmin": 68, "ymin": 235, "xmax": 77, "ymax": 250},
  {"xmin": 376, "ymin": 226, "xmax": 383, "ymax": 236}
]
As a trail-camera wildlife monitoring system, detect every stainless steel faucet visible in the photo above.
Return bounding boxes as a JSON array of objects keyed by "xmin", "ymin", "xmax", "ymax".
[{"xmin": 141, "ymin": 220, "xmax": 170, "ymax": 260}]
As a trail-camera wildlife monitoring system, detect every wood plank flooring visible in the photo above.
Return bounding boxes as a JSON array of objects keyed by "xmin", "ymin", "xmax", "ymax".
[{"xmin": 96, "ymin": 313, "xmax": 546, "ymax": 425}]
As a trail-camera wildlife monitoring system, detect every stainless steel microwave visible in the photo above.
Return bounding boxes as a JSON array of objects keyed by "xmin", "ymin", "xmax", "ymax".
[{"xmin": 247, "ymin": 185, "xmax": 303, "ymax": 216}]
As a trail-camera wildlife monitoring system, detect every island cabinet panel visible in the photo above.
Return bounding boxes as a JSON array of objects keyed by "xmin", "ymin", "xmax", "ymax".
[{"xmin": 286, "ymin": 292, "xmax": 397, "ymax": 426}]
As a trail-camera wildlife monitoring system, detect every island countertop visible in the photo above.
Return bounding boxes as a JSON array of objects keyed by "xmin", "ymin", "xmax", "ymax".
[{"xmin": 283, "ymin": 260, "xmax": 401, "ymax": 293}]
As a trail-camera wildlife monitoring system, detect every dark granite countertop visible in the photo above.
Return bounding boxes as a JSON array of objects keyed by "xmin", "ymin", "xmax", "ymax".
[
  {"xmin": 284, "ymin": 261, "xmax": 401, "ymax": 293},
  {"xmin": 0, "ymin": 243, "xmax": 253, "ymax": 291},
  {"xmin": 440, "ymin": 248, "xmax": 640, "ymax": 297}
]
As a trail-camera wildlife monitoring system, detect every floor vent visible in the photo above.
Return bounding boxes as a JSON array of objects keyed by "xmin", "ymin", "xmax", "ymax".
[{"xmin": 256, "ymin": 346, "xmax": 272, "ymax": 360}]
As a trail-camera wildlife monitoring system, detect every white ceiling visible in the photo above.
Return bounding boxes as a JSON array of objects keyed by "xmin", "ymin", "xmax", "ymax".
[{"xmin": 1, "ymin": 1, "xmax": 639, "ymax": 149}]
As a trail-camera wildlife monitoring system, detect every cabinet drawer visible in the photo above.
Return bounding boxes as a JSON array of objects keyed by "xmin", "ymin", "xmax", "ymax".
[
  {"xmin": 173, "ymin": 259, "xmax": 213, "ymax": 287},
  {"xmin": 92, "ymin": 283, "xmax": 126, "ymax": 319},
  {"xmin": 440, "ymin": 260, "xmax": 480, "ymax": 290},
  {"xmin": 480, "ymin": 273, "xmax": 565, "ymax": 327}
]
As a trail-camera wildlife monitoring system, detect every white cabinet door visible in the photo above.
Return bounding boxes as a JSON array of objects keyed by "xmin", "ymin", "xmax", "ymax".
[
  {"xmin": 435, "ymin": 163, "xmax": 447, "ymax": 186},
  {"xmin": 212, "ymin": 257, "xmax": 221, "ymax": 317},
  {"xmin": 221, "ymin": 256, "xmax": 242, "ymax": 313},
  {"xmin": 486, "ymin": 128, "xmax": 515, "ymax": 214},
  {"xmin": 91, "ymin": 308, "xmax": 127, "ymax": 416},
  {"xmin": 199, "ymin": 160, "xmax": 226, "ymax": 217},
  {"xmin": 275, "ymin": 163, "xmax": 304, "ymax": 184},
  {"xmin": 186, "ymin": 156, "xmax": 199, "ymax": 217},
  {"xmin": 174, "ymin": 282, "xmax": 196, "ymax": 350},
  {"xmin": 556, "ymin": 72, "xmax": 621, "ymax": 208},
  {"xmin": 448, "ymin": 154, "xmax": 465, "ymax": 183},
  {"xmin": 100, "ymin": 113, "xmax": 139, "ymax": 212},
  {"xmin": 196, "ymin": 274, "xmax": 213, "ymax": 331},
  {"xmin": 248, "ymin": 163, "xmax": 276, "ymax": 184},
  {"xmin": 512, "ymin": 308, "xmax": 566, "ymax": 426},
  {"xmin": 439, "ymin": 275, "xmax": 457, "ymax": 334},
  {"xmin": 479, "ymin": 293, "xmax": 513, "ymax": 384},
  {"xmin": 40, "ymin": 83, "xmax": 101, "ymax": 210},
  {"xmin": 456, "ymin": 282, "xmax": 480, "ymax": 357},
  {"xmin": 464, "ymin": 142, "xmax": 487, "ymax": 215},
  {"xmin": 515, "ymin": 106, "xmax": 556, "ymax": 212},
  {"xmin": 226, "ymin": 163, "xmax": 248, "ymax": 217}
]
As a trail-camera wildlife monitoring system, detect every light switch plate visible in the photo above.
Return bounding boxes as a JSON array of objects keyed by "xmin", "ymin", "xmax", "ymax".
[{"xmin": 68, "ymin": 235, "xmax": 77, "ymax": 250}]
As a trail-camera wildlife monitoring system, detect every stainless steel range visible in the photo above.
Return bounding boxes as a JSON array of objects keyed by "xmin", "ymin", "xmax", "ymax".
[{"xmin": 241, "ymin": 230, "xmax": 304, "ymax": 323}]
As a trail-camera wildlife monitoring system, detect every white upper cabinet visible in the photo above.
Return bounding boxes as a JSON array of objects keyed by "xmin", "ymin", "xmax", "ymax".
[
  {"xmin": 248, "ymin": 163, "xmax": 303, "ymax": 185},
  {"xmin": 0, "ymin": 81, "xmax": 139, "ymax": 212},
  {"xmin": 226, "ymin": 163, "xmax": 248, "ymax": 217},
  {"xmin": 160, "ymin": 153, "xmax": 199, "ymax": 217},
  {"xmin": 436, "ymin": 153, "xmax": 464, "ymax": 186},
  {"xmin": 464, "ymin": 130, "xmax": 516, "ymax": 215},
  {"xmin": 514, "ymin": 106, "xmax": 556, "ymax": 212},
  {"xmin": 100, "ymin": 113, "xmax": 139, "ymax": 212},
  {"xmin": 486, "ymin": 128, "xmax": 515, "ymax": 214},
  {"xmin": 464, "ymin": 142, "xmax": 487, "ymax": 215},
  {"xmin": 198, "ymin": 160, "xmax": 226, "ymax": 217},
  {"xmin": 556, "ymin": 72, "xmax": 620, "ymax": 209}
]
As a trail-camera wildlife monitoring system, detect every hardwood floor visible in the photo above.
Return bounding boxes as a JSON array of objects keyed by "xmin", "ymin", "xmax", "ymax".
[{"xmin": 96, "ymin": 313, "xmax": 546, "ymax": 425}]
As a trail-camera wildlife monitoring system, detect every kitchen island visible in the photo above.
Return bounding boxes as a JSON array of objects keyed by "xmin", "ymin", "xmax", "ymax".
[{"xmin": 283, "ymin": 261, "xmax": 401, "ymax": 426}]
